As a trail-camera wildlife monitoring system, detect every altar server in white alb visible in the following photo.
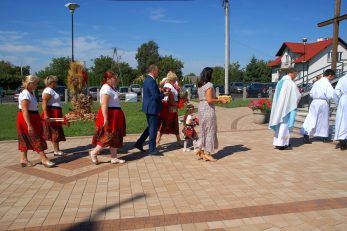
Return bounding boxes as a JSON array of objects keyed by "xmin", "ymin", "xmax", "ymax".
[
  {"xmin": 301, "ymin": 69, "xmax": 335, "ymax": 144},
  {"xmin": 269, "ymin": 68, "xmax": 301, "ymax": 150},
  {"xmin": 334, "ymin": 73, "xmax": 347, "ymax": 150}
]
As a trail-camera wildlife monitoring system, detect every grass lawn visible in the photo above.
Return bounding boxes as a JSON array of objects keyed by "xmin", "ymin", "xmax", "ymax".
[
  {"xmin": 218, "ymin": 98, "xmax": 252, "ymax": 108},
  {"xmin": 0, "ymin": 102, "xmax": 188, "ymax": 141}
]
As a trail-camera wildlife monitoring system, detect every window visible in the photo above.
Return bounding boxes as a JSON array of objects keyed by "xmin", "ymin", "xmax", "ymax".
[
  {"xmin": 327, "ymin": 52, "xmax": 342, "ymax": 62},
  {"xmin": 285, "ymin": 55, "xmax": 290, "ymax": 64}
]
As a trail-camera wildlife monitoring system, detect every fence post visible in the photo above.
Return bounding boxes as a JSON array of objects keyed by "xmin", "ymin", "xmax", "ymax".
[
  {"xmin": 268, "ymin": 87, "xmax": 273, "ymax": 99},
  {"xmin": 187, "ymin": 88, "xmax": 191, "ymax": 101},
  {"xmin": 96, "ymin": 89, "xmax": 100, "ymax": 103},
  {"xmin": 215, "ymin": 87, "xmax": 220, "ymax": 97},
  {"xmin": 64, "ymin": 89, "xmax": 68, "ymax": 103},
  {"xmin": 242, "ymin": 87, "xmax": 247, "ymax": 100}
]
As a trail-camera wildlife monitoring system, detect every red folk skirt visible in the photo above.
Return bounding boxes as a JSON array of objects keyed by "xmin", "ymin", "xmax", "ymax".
[
  {"xmin": 17, "ymin": 111, "xmax": 47, "ymax": 152},
  {"xmin": 92, "ymin": 107, "xmax": 126, "ymax": 148},
  {"xmin": 158, "ymin": 101, "xmax": 179, "ymax": 135},
  {"xmin": 41, "ymin": 107, "xmax": 66, "ymax": 142}
]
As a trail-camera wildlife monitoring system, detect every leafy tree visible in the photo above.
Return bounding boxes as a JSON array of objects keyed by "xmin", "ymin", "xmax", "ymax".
[
  {"xmin": 158, "ymin": 55, "xmax": 184, "ymax": 80},
  {"xmin": 116, "ymin": 62, "xmax": 138, "ymax": 86},
  {"xmin": 186, "ymin": 72, "xmax": 196, "ymax": 76},
  {"xmin": 90, "ymin": 55, "xmax": 114, "ymax": 78},
  {"xmin": 135, "ymin": 41, "xmax": 160, "ymax": 75},
  {"xmin": 89, "ymin": 56, "xmax": 137, "ymax": 87},
  {"xmin": 0, "ymin": 60, "xmax": 30, "ymax": 89},
  {"xmin": 212, "ymin": 66, "xmax": 225, "ymax": 85},
  {"xmin": 244, "ymin": 56, "xmax": 271, "ymax": 83},
  {"xmin": 0, "ymin": 60, "xmax": 30, "ymax": 78},
  {"xmin": 36, "ymin": 57, "xmax": 70, "ymax": 85},
  {"xmin": 229, "ymin": 62, "xmax": 245, "ymax": 82}
]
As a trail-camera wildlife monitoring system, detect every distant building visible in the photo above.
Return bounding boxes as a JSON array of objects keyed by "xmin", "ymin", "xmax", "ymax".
[{"xmin": 267, "ymin": 37, "xmax": 347, "ymax": 83}]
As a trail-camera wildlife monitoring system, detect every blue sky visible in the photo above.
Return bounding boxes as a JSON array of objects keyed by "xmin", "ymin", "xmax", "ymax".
[{"xmin": 0, "ymin": 0, "xmax": 346, "ymax": 75}]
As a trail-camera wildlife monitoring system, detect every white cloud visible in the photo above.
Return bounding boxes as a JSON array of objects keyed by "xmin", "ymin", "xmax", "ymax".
[
  {"xmin": 0, "ymin": 31, "xmax": 27, "ymax": 41},
  {"xmin": 149, "ymin": 8, "xmax": 186, "ymax": 24}
]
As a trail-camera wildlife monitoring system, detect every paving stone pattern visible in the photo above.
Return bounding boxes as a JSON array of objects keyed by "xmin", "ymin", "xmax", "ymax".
[{"xmin": 0, "ymin": 106, "xmax": 346, "ymax": 230}]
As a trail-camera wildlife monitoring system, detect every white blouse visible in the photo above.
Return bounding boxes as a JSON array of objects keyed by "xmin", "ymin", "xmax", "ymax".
[
  {"xmin": 99, "ymin": 84, "xmax": 121, "ymax": 107},
  {"xmin": 18, "ymin": 89, "xmax": 38, "ymax": 111},
  {"xmin": 42, "ymin": 87, "xmax": 62, "ymax": 107},
  {"xmin": 163, "ymin": 83, "xmax": 178, "ymax": 102}
]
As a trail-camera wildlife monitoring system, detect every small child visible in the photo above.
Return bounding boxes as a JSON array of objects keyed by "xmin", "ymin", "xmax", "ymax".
[{"xmin": 182, "ymin": 104, "xmax": 199, "ymax": 152}]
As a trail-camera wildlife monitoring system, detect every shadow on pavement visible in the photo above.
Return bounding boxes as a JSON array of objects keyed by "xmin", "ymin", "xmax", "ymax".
[
  {"xmin": 63, "ymin": 193, "xmax": 146, "ymax": 231},
  {"xmin": 61, "ymin": 144, "xmax": 95, "ymax": 154},
  {"xmin": 214, "ymin": 144, "xmax": 250, "ymax": 160}
]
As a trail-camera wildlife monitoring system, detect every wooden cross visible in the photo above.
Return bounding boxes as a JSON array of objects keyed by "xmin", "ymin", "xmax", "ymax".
[{"xmin": 317, "ymin": 0, "xmax": 347, "ymax": 70}]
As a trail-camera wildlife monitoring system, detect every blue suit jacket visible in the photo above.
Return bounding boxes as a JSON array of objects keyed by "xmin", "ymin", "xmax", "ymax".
[{"xmin": 142, "ymin": 75, "xmax": 164, "ymax": 115}]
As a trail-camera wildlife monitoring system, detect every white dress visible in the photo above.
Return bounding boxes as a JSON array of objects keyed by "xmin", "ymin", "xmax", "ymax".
[
  {"xmin": 334, "ymin": 74, "xmax": 347, "ymax": 140},
  {"xmin": 301, "ymin": 77, "xmax": 335, "ymax": 137}
]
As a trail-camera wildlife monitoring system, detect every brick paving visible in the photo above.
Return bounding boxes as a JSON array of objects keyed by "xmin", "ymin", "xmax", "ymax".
[{"xmin": 0, "ymin": 105, "xmax": 346, "ymax": 230}]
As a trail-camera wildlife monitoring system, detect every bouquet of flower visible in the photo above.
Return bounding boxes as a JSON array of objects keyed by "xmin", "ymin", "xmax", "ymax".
[
  {"xmin": 218, "ymin": 95, "xmax": 232, "ymax": 103},
  {"xmin": 178, "ymin": 90, "xmax": 188, "ymax": 109},
  {"xmin": 248, "ymin": 99, "xmax": 272, "ymax": 112}
]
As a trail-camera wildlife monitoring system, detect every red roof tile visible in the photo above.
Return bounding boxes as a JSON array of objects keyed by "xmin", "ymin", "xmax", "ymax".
[{"xmin": 267, "ymin": 56, "xmax": 281, "ymax": 67}]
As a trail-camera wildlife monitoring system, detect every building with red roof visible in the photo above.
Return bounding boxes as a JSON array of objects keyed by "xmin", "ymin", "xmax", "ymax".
[{"xmin": 268, "ymin": 37, "xmax": 347, "ymax": 83}]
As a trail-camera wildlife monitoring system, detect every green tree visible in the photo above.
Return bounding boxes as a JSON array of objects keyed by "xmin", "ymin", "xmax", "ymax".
[
  {"xmin": 135, "ymin": 41, "xmax": 160, "ymax": 75},
  {"xmin": 244, "ymin": 56, "xmax": 271, "ymax": 83},
  {"xmin": 116, "ymin": 62, "xmax": 137, "ymax": 86},
  {"xmin": 229, "ymin": 62, "xmax": 244, "ymax": 82},
  {"xmin": 36, "ymin": 57, "xmax": 70, "ymax": 85},
  {"xmin": 212, "ymin": 66, "xmax": 225, "ymax": 85},
  {"xmin": 0, "ymin": 60, "xmax": 30, "ymax": 89},
  {"xmin": 158, "ymin": 55, "xmax": 184, "ymax": 80},
  {"xmin": 90, "ymin": 55, "xmax": 114, "ymax": 78}
]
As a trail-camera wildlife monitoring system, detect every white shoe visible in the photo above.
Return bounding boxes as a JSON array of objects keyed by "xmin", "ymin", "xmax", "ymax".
[
  {"xmin": 183, "ymin": 148, "xmax": 191, "ymax": 152},
  {"xmin": 89, "ymin": 151, "xmax": 99, "ymax": 165},
  {"xmin": 110, "ymin": 158, "xmax": 125, "ymax": 164},
  {"xmin": 54, "ymin": 151, "xmax": 65, "ymax": 156}
]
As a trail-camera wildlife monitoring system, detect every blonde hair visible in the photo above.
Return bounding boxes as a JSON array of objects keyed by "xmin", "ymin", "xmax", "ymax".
[
  {"xmin": 44, "ymin": 75, "xmax": 58, "ymax": 86},
  {"xmin": 166, "ymin": 71, "xmax": 177, "ymax": 82},
  {"xmin": 22, "ymin": 75, "xmax": 39, "ymax": 88}
]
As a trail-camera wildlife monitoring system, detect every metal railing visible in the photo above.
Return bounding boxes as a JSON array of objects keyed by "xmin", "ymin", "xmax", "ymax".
[{"xmin": 298, "ymin": 65, "xmax": 346, "ymax": 108}]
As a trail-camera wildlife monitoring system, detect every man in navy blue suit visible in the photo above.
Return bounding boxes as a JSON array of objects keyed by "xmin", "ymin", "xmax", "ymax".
[{"xmin": 135, "ymin": 64, "xmax": 169, "ymax": 155}]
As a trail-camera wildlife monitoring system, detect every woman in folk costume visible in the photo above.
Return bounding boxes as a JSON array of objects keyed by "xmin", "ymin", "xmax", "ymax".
[
  {"xmin": 269, "ymin": 68, "xmax": 301, "ymax": 150},
  {"xmin": 156, "ymin": 71, "xmax": 183, "ymax": 146},
  {"xmin": 90, "ymin": 71, "xmax": 126, "ymax": 164},
  {"xmin": 17, "ymin": 75, "xmax": 55, "ymax": 168},
  {"xmin": 300, "ymin": 69, "xmax": 335, "ymax": 143},
  {"xmin": 41, "ymin": 75, "xmax": 66, "ymax": 156},
  {"xmin": 334, "ymin": 73, "xmax": 347, "ymax": 150}
]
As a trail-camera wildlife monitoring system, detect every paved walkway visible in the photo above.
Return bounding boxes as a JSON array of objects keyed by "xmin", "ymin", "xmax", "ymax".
[{"xmin": 0, "ymin": 105, "xmax": 346, "ymax": 231}]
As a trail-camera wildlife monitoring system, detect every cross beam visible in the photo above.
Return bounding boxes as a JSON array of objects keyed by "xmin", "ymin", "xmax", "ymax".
[
  {"xmin": 318, "ymin": 14, "xmax": 347, "ymax": 27},
  {"xmin": 317, "ymin": 0, "xmax": 346, "ymax": 71}
]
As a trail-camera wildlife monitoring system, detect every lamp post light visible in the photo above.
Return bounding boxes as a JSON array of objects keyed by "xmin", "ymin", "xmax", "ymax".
[
  {"xmin": 223, "ymin": 0, "xmax": 230, "ymax": 96},
  {"xmin": 302, "ymin": 37, "xmax": 307, "ymax": 85},
  {"xmin": 65, "ymin": 3, "xmax": 80, "ymax": 62}
]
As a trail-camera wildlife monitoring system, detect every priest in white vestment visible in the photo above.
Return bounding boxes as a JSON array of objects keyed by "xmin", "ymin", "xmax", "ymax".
[
  {"xmin": 300, "ymin": 69, "xmax": 335, "ymax": 143},
  {"xmin": 334, "ymin": 73, "xmax": 347, "ymax": 150},
  {"xmin": 269, "ymin": 68, "xmax": 301, "ymax": 150}
]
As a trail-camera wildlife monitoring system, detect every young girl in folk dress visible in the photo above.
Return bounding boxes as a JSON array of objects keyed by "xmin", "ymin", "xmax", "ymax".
[
  {"xmin": 182, "ymin": 104, "xmax": 199, "ymax": 152},
  {"xmin": 90, "ymin": 71, "xmax": 126, "ymax": 165}
]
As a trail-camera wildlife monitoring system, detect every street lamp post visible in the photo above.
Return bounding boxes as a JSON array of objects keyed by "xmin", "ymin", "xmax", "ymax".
[
  {"xmin": 65, "ymin": 3, "xmax": 80, "ymax": 62},
  {"xmin": 302, "ymin": 37, "xmax": 307, "ymax": 85},
  {"xmin": 223, "ymin": 0, "xmax": 230, "ymax": 95}
]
